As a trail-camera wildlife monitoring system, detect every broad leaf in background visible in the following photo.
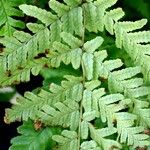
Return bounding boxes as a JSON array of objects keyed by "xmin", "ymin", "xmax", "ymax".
[{"xmin": 10, "ymin": 120, "xmax": 61, "ymax": 150}]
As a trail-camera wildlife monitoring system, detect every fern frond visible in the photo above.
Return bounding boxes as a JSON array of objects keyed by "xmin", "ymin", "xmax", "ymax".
[
  {"xmin": 89, "ymin": 124, "xmax": 122, "ymax": 150},
  {"xmin": 84, "ymin": 3, "xmax": 98, "ymax": 33},
  {"xmin": 26, "ymin": 23, "xmax": 46, "ymax": 33},
  {"xmin": 38, "ymin": 101, "xmax": 79, "ymax": 130},
  {"xmin": 20, "ymin": 0, "xmax": 83, "ymax": 38},
  {"xmin": 80, "ymin": 140, "xmax": 101, "ymax": 150},
  {"xmin": 49, "ymin": 0, "xmax": 70, "ymax": 17},
  {"xmin": 0, "ymin": 26, "xmax": 50, "ymax": 85},
  {"xmin": 0, "ymin": 0, "xmax": 84, "ymax": 87},
  {"xmin": 83, "ymin": 36, "xmax": 104, "ymax": 53},
  {"xmin": 133, "ymin": 99, "xmax": 150, "ymax": 127},
  {"xmin": 87, "ymin": 3, "xmax": 150, "ymax": 84},
  {"xmin": 61, "ymin": 32, "xmax": 82, "ymax": 48},
  {"xmin": 48, "ymin": 75, "xmax": 83, "ymax": 103},
  {"xmin": 80, "ymin": 81, "xmax": 100, "ymax": 140},
  {"xmin": 5, "ymin": 91, "xmax": 50, "ymax": 122},
  {"xmin": 0, "ymin": 58, "xmax": 47, "ymax": 86},
  {"xmin": 49, "ymin": 0, "xmax": 84, "ymax": 41},
  {"xmin": 2, "ymin": 0, "xmax": 150, "ymax": 149},
  {"xmin": 82, "ymin": 52, "xmax": 94, "ymax": 80},
  {"xmin": 90, "ymin": 87, "xmax": 128, "ymax": 127},
  {"xmin": 108, "ymin": 66, "xmax": 142, "ymax": 93},
  {"xmin": 108, "ymin": 63, "xmax": 150, "ymax": 128},
  {"xmin": 49, "ymin": 34, "xmax": 104, "ymax": 70},
  {"xmin": 5, "ymin": 75, "xmax": 83, "ymax": 122},
  {"xmin": 82, "ymin": 82, "xmax": 149, "ymax": 147},
  {"xmin": 52, "ymin": 130, "xmax": 78, "ymax": 150},
  {"xmin": 53, "ymin": 126, "xmax": 121, "ymax": 150},
  {"xmin": 61, "ymin": 7, "xmax": 83, "ymax": 36},
  {"xmin": 115, "ymin": 19, "xmax": 147, "ymax": 48},
  {"xmin": 5, "ymin": 75, "xmax": 149, "ymax": 148},
  {"xmin": 84, "ymin": 0, "xmax": 124, "ymax": 33},
  {"xmin": 104, "ymin": 8, "xmax": 125, "ymax": 35},
  {"xmin": 116, "ymin": 113, "xmax": 150, "ymax": 148},
  {"xmin": 114, "ymin": 19, "xmax": 150, "ymax": 83},
  {"xmin": 19, "ymin": 4, "xmax": 57, "ymax": 26},
  {"xmin": 107, "ymin": 65, "xmax": 150, "ymax": 99},
  {"xmin": 91, "ymin": 50, "xmax": 150, "ymax": 128},
  {"xmin": 105, "ymin": 61, "xmax": 149, "ymax": 99},
  {"xmin": 0, "ymin": 0, "xmax": 25, "ymax": 36},
  {"xmin": 0, "ymin": 27, "xmax": 49, "ymax": 69},
  {"xmin": 82, "ymin": 42, "xmax": 122, "ymax": 80}
]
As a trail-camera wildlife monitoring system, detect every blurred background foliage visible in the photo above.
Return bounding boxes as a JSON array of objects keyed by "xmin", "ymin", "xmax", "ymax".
[{"xmin": 122, "ymin": 0, "xmax": 150, "ymax": 21}]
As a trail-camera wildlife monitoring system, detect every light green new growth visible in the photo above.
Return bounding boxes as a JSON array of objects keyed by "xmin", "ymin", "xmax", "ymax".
[{"xmin": 0, "ymin": 0, "xmax": 150, "ymax": 150}]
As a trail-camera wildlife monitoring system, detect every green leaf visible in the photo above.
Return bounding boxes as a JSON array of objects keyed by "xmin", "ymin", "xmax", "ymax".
[
  {"xmin": 50, "ymin": 41, "xmax": 82, "ymax": 69},
  {"xmin": 85, "ymin": 80, "xmax": 101, "ymax": 91},
  {"xmin": 49, "ymin": 0, "xmax": 69, "ymax": 17},
  {"xmin": 52, "ymin": 130, "xmax": 78, "ymax": 150},
  {"xmin": 1, "ymin": 1, "xmax": 150, "ymax": 150},
  {"xmin": 81, "ymin": 140, "xmax": 101, "ymax": 150},
  {"xmin": 89, "ymin": 124, "xmax": 122, "ymax": 150},
  {"xmin": 82, "ymin": 52, "xmax": 94, "ymax": 80},
  {"xmin": 61, "ymin": 32, "xmax": 82, "ymax": 48},
  {"xmin": 83, "ymin": 36, "xmax": 104, "ymax": 53},
  {"xmin": 0, "ymin": 0, "xmax": 25, "ymax": 36},
  {"xmin": 38, "ymin": 101, "xmax": 79, "ymax": 130},
  {"xmin": 10, "ymin": 120, "xmax": 60, "ymax": 150},
  {"xmin": 81, "ymin": 121, "xmax": 89, "ymax": 140},
  {"xmin": 19, "ymin": 4, "xmax": 57, "ymax": 25}
]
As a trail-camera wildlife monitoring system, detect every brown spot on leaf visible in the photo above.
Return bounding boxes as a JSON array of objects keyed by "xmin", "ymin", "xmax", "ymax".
[
  {"xmin": 143, "ymin": 129, "xmax": 150, "ymax": 135},
  {"xmin": 44, "ymin": 63, "xmax": 49, "ymax": 68},
  {"xmin": 109, "ymin": 145, "xmax": 119, "ymax": 150},
  {"xmin": 112, "ymin": 119, "xmax": 117, "ymax": 125},
  {"xmin": 34, "ymin": 53, "xmax": 46, "ymax": 59},
  {"xmin": 6, "ymin": 70, "xmax": 11, "ymax": 77},
  {"xmin": 45, "ymin": 49, "xmax": 49, "ymax": 54},
  {"xmin": 0, "ymin": 47, "xmax": 4, "ymax": 53},
  {"xmin": 17, "ymin": 66, "xmax": 24, "ymax": 70},
  {"xmin": 12, "ymin": 80, "xmax": 20, "ymax": 85},
  {"xmin": 99, "ymin": 77, "xmax": 107, "ymax": 82},
  {"xmin": 34, "ymin": 120, "xmax": 43, "ymax": 131},
  {"xmin": 136, "ymin": 146, "xmax": 147, "ymax": 150}
]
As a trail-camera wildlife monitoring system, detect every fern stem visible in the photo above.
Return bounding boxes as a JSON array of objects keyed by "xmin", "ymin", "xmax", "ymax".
[{"xmin": 77, "ymin": 5, "xmax": 86, "ymax": 150}]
